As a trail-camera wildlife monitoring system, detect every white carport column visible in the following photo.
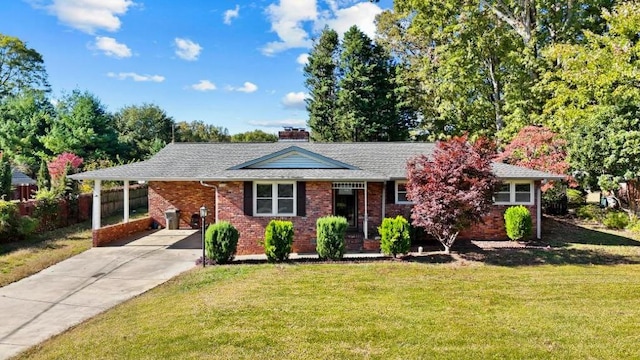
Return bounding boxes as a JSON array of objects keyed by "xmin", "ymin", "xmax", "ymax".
[
  {"xmin": 364, "ymin": 181, "xmax": 368, "ymax": 240},
  {"xmin": 93, "ymin": 180, "xmax": 101, "ymax": 230},
  {"xmin": 537, "ymin": 186, "xmax": 542, "ymax": 239},
  {"xmin": 123, "ymin": 180, "xmax": 130, "ymax": 223}
]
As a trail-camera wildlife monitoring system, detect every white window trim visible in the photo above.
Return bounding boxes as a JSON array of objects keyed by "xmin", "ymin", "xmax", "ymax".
[
  {"xmin": 493, "ymin": 180, "xmax": 535, "ymax": 206},
  {"xmin": 395, "ymin": 181, "xmax": 413, "ymax": 205},
  {"xmin": 253, "ymin": 181, "xmax": 297, "ymax": 216}
]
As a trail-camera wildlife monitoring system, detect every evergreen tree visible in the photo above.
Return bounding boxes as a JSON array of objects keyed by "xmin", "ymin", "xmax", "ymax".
[
  {"xmin": 36, "ymin": 158, "xmax": 50, "ymax": 191},
  {"xmin": 0, "ymin": 154, "xmax": 12, "ymax": 200},
  {"xmin": 304, "ymin": 28, "xmax": 339, "ymax": 142}
]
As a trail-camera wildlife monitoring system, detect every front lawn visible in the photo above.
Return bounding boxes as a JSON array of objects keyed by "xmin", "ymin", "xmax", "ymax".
[{"xmin": 19, "ymin": 260, "xmax": 640, "ymax": 359}]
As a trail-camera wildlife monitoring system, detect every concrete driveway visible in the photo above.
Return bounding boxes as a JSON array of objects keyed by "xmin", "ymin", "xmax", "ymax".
[{"xmin": 0, "ymin": 229, "xmax": 201, "ymax": 359}]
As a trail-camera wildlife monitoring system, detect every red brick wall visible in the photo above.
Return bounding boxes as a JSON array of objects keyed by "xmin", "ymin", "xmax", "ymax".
[
  {"xmin": 92, "ymin": 217, "xmax": 153, "ymax": 246},
  {"xmin": 148, "ymin": 181, "xmax": 217, "ymax": 229}
]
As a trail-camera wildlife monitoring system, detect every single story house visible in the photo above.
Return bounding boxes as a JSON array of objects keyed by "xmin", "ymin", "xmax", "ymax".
[
  {"xmin": 71, "ymin": 129, "xmax": 562, "ymax": 254},
  {"xmin": 11, "ymin": 168, "xmax": 37, "ymax": 201}
]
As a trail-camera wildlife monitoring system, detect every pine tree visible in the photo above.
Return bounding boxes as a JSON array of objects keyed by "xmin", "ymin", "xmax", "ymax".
[
  {"xmin": 0, "ymin": 154, "xmax": 12, "ymax": 200},
  {"xmin": 304, "ymin": 28, "xmax": 339, "ymax": 142}
]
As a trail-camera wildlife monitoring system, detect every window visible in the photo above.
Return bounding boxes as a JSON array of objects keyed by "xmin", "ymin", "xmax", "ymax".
[
  {"xmin": 254, "ymin": 182, "xmax": 296, "ymax": 216},
  {"xmin": 493, "ymin": 181, "xmax": 534, "ymax": 205},
  {"xmin": 396, "ymin": 181, "xmax": 412, "ymax": 204}
]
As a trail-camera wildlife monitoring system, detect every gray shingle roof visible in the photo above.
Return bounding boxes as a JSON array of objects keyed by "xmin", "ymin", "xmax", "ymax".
[
  {"xmin": 70, "ymin": 142, "xmax": 564, "ymax": 181},
  {"xmin": 11, "ymin": 168, "xmax": 36, "ymax": 186}
]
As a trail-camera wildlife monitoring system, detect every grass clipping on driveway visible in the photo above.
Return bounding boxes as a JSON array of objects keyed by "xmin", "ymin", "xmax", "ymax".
[{"xmin": 19, "ymin": 262, "xmax": 640, "ymax": 359}]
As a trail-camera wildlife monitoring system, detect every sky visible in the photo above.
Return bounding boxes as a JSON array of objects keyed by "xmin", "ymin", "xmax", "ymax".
[{"xmin": 2, "ymin": 0, "xmax": 394, "ymax": 134}]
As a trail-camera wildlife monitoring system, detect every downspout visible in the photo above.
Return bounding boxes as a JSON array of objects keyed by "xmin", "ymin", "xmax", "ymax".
[
  {"xmin": 381, "ymin": 182, "xmax": 386, "ymax": 219},
  {"xmin": 200, "ymin": 181, "xmax": 219, "ymax": 223},
  {"xmin": 537, "ymin": 185, "xmax": 542, "ymax": 239},
  {"xmin": 364, "ymin": 181, "xmax": 368, "ymax": 240}
]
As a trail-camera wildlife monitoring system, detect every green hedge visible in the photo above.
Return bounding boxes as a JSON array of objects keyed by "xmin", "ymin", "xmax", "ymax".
[
  {"xmin": 263, "ymin": 220, "xmax": 294, "ymax": 262},
  {"xmin": 603, "ymin": 211, "xmax": 629, "ymax": 230},
  {"xmin": 205, "ymin": 221, "xmax": 239, "ymax": 264},
  {"xmin": 316, "ymin": 216, "xmax": 347, "ymax": 260},
  {"xmin": 0, "ymin": 200, "xmax": 38, "ymax": 242},
  {"xmin": 378, "ymin": 215, "xmax": 411, "ymax": 257},
  {"xmin": 504, "ymin": 206, "xmax": 532, "ymax": 241}
]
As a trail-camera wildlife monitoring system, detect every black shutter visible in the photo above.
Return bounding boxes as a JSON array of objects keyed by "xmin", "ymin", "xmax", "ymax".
[
  {"xmin": 243, "ymin": 181, "xmax": 253, "ymax": 216},
  {"xmin": 297, "ymin": 182, "xmax": 306, "ymax": 217},
  {"xmin": 386, "ymin": 181, "xmax": 395, "ymax": 204}
]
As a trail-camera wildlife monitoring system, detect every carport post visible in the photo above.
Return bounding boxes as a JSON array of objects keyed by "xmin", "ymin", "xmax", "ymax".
[
  {"xmin": 93, "ymin": 180, "xmax": 101, "ymax": 230},
  {"xmin": 123, "ymin": 180, "xmax": 130, "ymax": 223}
]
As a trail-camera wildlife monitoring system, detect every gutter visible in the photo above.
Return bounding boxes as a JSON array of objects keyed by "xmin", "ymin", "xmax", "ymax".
[{"xmin": 199, "ymin": 181, "xmax": 219, "ymax": 223}]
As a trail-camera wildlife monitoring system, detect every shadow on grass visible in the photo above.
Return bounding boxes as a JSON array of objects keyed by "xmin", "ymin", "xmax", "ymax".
[
  {"xmin": 458, "ymin": 247, "xmax": 640, "ymax": 266},
  {"xmin": 543, "ymin": 217, "xmax": 640, "ymax": 247}
]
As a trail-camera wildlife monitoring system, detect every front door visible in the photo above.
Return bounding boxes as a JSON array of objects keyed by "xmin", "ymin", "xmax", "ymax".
[{"xmin": 334, "ymin": 189, "xmax": 357, "ymax": 229}]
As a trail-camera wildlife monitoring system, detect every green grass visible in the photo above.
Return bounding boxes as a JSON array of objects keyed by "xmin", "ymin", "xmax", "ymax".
[
  {"xmin": 13, "ymin": 217, "xmax": 640, "ymax": 359},
  {"xmin": 0, "ymin": 207, "xmax": 148, "ymax": 287}
]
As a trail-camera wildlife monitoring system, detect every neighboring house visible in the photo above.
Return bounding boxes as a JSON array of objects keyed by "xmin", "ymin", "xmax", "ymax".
[
  {"xmin": 11, "ymin": 168, "xmax": 37, "ymax": 201},
  {"xmin": 71, "ymin": 129, "xmax": 562, "ymax": 254}
]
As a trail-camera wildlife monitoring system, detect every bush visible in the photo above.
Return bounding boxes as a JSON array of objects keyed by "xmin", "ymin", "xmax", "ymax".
[
  {"xmin": 378, "ymin": 215, "xmax": 411, "ymax": 257},
  {"xmin": 627, "ymin": 215, "xmax": 640, "ymax": 234},
  {"xmin": 566, "ymin": 188, "xmax": 585, "ymax": 206},
  {"xmin": 0, "ymin": 200, "xmax": 38, "ymax": 242},
  {"xmin": 205, "ymin": 221, "xmax": 239, "ymax": 264},
  {"xmin": 504, "ymin": 206, "xmax": 532, "ymax": 241},
  {"xmin": 263, "ymin": 220, "xmax": 294, "ymax": 262},
  {"xmin": 576, "ymin": 204, "xmax": 603, "ymax": 221},
  {"xmin": 603, "ymin": 211, "xmax": 629, "ymax": 230},
  {"xmin": 316, "ymin": 216, "xmax": 347, "ymax": 260}
]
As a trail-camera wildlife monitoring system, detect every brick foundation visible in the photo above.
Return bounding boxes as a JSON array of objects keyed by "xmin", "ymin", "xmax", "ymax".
[{"xmin": 92, "ymin": 217, "xmax": 153, "ymax": 247}]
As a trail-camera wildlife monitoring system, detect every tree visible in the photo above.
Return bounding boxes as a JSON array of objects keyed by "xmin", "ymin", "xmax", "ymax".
[
  {"xmin": 0, "ymin": 153, "xmax": 12, "ymax": 200},
  {"xmin": 0, "ymin": 34, "xmax": 49, "ymax": 98},
  {"xmin": 0, "ymin": 91, "xmax": 54, "ymax": 173},
  {"xmin": 231, "ymin": 130, "xmax": 277, "ymax": 142},
  {"xmin": 174, "ymin": 120, "xmax": 230, "ymax": 142},
  {"xmin": 336, "ymin": 26, "xmax": 402, "ymax": 141},
  {"xmin": 496, "ymin": 126, "xmax": 571, "ymax": 190},
  {"xmin": 539, "ymin": 2, "xmax": 640, "ymax": 186},
  {"xmin": 42, "ymin": 90, "xmax": 120, "ymax": 161},
  {"xmin": 36, "ymin": 159, "xmax": 50, "ymax": 191},
  {"xmin": 47, "ymin": 152, "xmax": 83, "ymax": 181},
  {"xmin": 305, "ymin": 28, "xmax": 340, "ymax": 142},
  {"xmin": 406, "ymin": 135, "xmax": 498, "ymax": 253},
  {"xmin": 113, "ymin": 103, "xmax": 174, "ymax": 160}
]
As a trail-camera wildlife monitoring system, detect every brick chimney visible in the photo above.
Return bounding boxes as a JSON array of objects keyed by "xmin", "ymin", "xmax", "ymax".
[{"xmin": 278, "ymin": 127, "xmax": 310, "ymax": 142}]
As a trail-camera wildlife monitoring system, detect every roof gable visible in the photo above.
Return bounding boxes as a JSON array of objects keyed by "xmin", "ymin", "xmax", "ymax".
[{"xmin": 228, "ymin": 146, "xmax": 359, "ymax": 170}]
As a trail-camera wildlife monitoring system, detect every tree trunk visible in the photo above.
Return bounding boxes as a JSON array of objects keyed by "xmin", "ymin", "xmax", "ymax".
[{"xmin": 443, "ymin": 245, "xmax": 451, "ymax": 254}]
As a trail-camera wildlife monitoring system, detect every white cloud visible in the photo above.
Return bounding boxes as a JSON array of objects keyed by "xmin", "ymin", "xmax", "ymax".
[
  {"xmin": 223, "ymin": 5, "xmax": 240, "ymax": 25},
  {"xmin": 315, "ymin": 2, "xmax": 383, "ymax": 38},
  {"xmin": 282, "ymin": 92, "xmax": 308, "ymax": 109},
  {"xmin": 227, "ymin": 82, "xmax": 258, "ymax": 93},
  {"xmin": 296, "ymin": 53, "xmax": 309, "ymax": 65},
  {"xmin": 107, "ymin": 72, "xmax": 165, "ymax": 82},
  {"xmin": 261, "ymin": 1, "xmax": 383, "ymax": 55},
  {"xmin": 261, "ymin": 0, "xmax": 318, "ymax": 56},
  {"xmin": 33, "ymin": 0, "xmax": 135, "ymax": 34},
  {"xmin": 248, "ymin": 119, "xmax": 307, "ymax": 128},
  {"xmin": 93, "ymin": 36, "xmax": 132, "ymax": 58},
  {"xmin": 174, "ymin": 38, "xmax": 202, "ymax": 61},
  {"xmin": 191, "ymin": 80, "xmax": 216, "ymax": 91}
]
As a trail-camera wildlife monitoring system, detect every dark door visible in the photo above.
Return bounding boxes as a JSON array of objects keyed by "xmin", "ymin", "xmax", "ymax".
[{"xmin": 334, "ymin": 189, "xmax": 357, "ymax": 229}]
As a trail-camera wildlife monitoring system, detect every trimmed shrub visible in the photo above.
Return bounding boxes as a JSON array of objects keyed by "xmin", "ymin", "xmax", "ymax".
[
  {"xmin": 504, "ymin": 206, "xmax": 532, "ymax": 241},
  {"xmin": 205, "ymin": 221, "xmax": 239, "ymax": 264},
  {"xmin": 576, "ymin": 204, "xmax": 602, "ymax": 221},
  {"xmin": 316, "ymin": 216, "xmax": 347, "ymax": 260},
  {"xmin": 378, "ymin": 215, "xmax": 411, "ymax": 257},
  {"xmin": 603, "ymin": 211, "xmax": 629, "ymax": 230},
  {"xmin": 263, "ymin": 220, "xmax": 294, "ymax": 262},
  {"xmin": 0, "ymin": 200, "xmax": 38, "ymax": 242},
  {"xmin": 627, "ymin": 215, "xmax": 640, "ymax": 234},
  {"xmin": 566, "ymin": 188, "xmax": 585, "ymax": 206}
]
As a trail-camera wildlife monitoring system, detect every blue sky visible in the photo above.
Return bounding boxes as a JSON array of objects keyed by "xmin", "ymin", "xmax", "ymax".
[{"xmin": 2, "ymin": 0, "xmax": 393, "ymax": 134}]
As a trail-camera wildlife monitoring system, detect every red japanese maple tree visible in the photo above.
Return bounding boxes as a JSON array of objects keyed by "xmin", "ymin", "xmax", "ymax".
[
  {"xmin": 496, "ymin": 126, "xmax": 572, "ymax": 190},
  {"xmin": 48, "ymin": 152, "xmax": 83, "ymax": 180},
  {"xmin": 406, "ymin": 135, "xmax": 498, "ymax": 254}
]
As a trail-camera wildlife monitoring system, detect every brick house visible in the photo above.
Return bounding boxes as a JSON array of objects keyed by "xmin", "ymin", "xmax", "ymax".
[{"xmin": 71, "ymin": 130, "xmax": 562, "ymax": 254}]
